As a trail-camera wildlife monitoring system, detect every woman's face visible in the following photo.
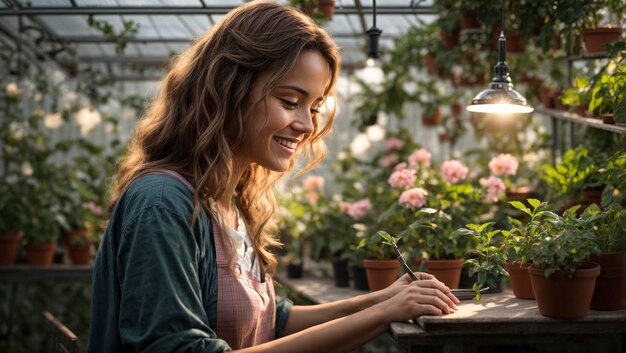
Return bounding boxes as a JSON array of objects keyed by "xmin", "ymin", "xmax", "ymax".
[{"xmin": 237, "ymin": 50, "xmax": 330, "ymax": 172}]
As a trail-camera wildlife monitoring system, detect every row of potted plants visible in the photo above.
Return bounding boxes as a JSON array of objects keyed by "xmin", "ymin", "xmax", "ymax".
[{"xmin": 462, "ymin": 198, "xmax": 626, "ymax": 318}]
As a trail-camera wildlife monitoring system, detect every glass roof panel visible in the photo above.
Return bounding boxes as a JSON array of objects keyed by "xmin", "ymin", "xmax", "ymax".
[
  {"xmin": 74, "ymin": 43, "xmax": 104, "ymax": 57},
  {"xmin": 120, "ymin": 14, "xmax": 160, "ymax": 38},
  {"xmin": 132, "ymin": 42, "xmax": 170, "ymax": 56},
  {"xmin": 149, "ymin": 15, "xmax": 191, "ymax": 38},
  {"xmin": 202, "ymin": 0, "xmax": 246, "ymax": 5},
  {"xmin": 180, "ymin": 15, "xmax": 212, "ymax": 37},
  {"xmin": 16, "ymin": 0, "xmax": 71, "ymax": 6},
  {"xmin": 116, "ymin": 0, "xmax": 202, "ymax": 5},
  {"xmin": 326, "ymin": 15, "xmax": 355, "ymax": 36},
  {"xmin": 37, "ymin": 15, "xmax": 96, "ymax": 36}
]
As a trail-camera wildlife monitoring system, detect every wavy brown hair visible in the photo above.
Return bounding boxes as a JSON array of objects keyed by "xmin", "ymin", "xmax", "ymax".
[{"xmin": 110, "ymin": 0, "xmax": 340, "ymax": 275}]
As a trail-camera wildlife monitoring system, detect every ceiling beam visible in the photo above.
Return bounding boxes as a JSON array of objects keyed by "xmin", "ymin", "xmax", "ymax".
[{"xmin": 0, "ymin": 6, "xmax": 436, "ymax": 16}]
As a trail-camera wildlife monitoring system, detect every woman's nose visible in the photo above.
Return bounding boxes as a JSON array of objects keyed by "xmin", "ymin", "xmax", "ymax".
[{"xmin": 292, "ymin": 109, "xmax": 314, "ymax": 134}]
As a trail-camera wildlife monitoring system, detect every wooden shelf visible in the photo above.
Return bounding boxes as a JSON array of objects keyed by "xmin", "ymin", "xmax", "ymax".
[{"xmin": 535, "ymin": 107, "xmax": 626, "ymax": 135}]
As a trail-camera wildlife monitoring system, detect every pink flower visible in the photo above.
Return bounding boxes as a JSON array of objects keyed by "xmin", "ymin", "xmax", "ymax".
[
  {"xmin": 385, "ymin": 137, "xmax": 404, "ymax": 151},
  {"xmin": 480, "ymin": 176, "xmax": 506, "ymax": 202},
  {"xmin": 380, "ymin": 154, "xmax": 400, "ymax": 168},
  {"xmin": 348, "ymin": 198, "xmax": 372, "ymax": 220},
  {"xmin": 393, "ymin": 162, "xmax": 408, "ymax": 171},
  {"xmin": 388, "ymin": 168, "xmax": 417, "ymax": 189},
  {"xmin": 441, "ymin": 160, "xmax": 469, "ymax": 184},
  {"xmin": 488, "ymin": 154, "xmax": 519, "ymax": 176},
  {"xmin": 399, "ymin": 187, "xmax": 428, "ymax": 209},
  {"xmin": 408, "ymin": 149, "xmax": 432, "ymax": 168},
  {"xmin": 339, "ymin": 201, "xmax": 352, "ymax": 213},
  {"xmin": 306, "ymin": 191, "xmax": 319, "ymax": 205},
  {"xmin": 303, "ymin": 175, "xmax": 325, "ymax": 191},
  {"xmin": 82, "ymin": 202, "xmax": 104, "ymax": 216}
]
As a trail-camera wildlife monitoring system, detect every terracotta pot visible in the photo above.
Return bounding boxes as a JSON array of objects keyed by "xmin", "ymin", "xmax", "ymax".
[
  {"xmin": 68, "ymin": 243, "xmax": 92, "ymax": 265},
  {"xmin": 440, "ymin": 30, "xmax": 459, "ymax": 50},
  {"xmin": 0, "ymin": 233, "xmax": 22, "ymax": 266},
  {"xmin": 538, "ymin": 86, "xmax": 554, "ymax": 108},
  {"xmin": 581, "ymin": 186, "xmax": 604, "ymax": 208},
  {"xmin": 528, "ymin": 265, "xmax": 600, "ymax": 319},
  {"xmin": 63, "ymin": 229, "xmax": 87, "ymax": 247},
  {"xmin": 352, "ymin": 265, "xmax": 369, "ymax": 291},
  {"xmin": 332, "ymin": 258, "xmax": 350, "ymax": 287},
  {"xmin": 505, "ymin": 186, "xmax": 537, "ymax": 202},
  {"xmin": 602, "ymin": 114, "xmax": 615, "ymax": 125},
  {"xmin": 317, "ymin": 0, "xmax": 335, "ymax": 20},
  {"xmin": 590, "ymin": 253, "xmax": 626, "ymax": 311},
  {"xmin": 450, "ymin": 102, "xmax": 462, "ymax": 118},
  {"xmin": 422, "ymin": 258, "xmax": 464, "ymax": 289},
  {"xmin": 582, "ymin": 27, "xmax": 623, "ymax": 54},
  {"xmin": 24, "ymin": 242, "xmax": 57, "ymax": 267},
  {"xmin": 422, "ymin": 109, "xmax": 442, "ymax": 126},
  {"xmin": 459, "ymin": 10, "xmax": 481, "ymax": 29},
  {"xmin": 287, "ymin": 263, "xmax": 303, "ymax": 279},
  {"xmin": 362, "ymin": 259, "xmax": 400, "ymax": 292},
  {"xmin": 505, "ymin": 261, "xmax": 535, "ymax": 299},
  {"xmin": 505, "ymin": 33, "xmax": 526, "ymax": 53},
  {"xmin": 422, "ymin": 53, "xmax": 436, "ymax": 75}
]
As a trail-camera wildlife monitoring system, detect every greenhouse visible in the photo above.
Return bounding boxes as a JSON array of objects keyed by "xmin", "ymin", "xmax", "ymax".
[{"xmin": 0, "ymin": 0, "xmax": 625, "ymax": 352}]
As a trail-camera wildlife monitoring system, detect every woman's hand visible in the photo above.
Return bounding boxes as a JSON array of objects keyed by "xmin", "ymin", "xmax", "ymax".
[
  {"xmin": 377, "ymin": 279, "xmax": 459, "ymax": 323},
  {"xmin": 377, "ymin": 272, "xmax": 451, "ymax": 302}
]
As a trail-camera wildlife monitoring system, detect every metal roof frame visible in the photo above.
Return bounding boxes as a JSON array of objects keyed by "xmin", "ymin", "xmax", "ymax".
[{"xmin": 0, "ymin": 0, "xmax": 436, "ymax": 81}]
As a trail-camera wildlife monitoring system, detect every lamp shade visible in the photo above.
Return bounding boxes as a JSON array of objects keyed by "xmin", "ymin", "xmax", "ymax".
[{"xmin": 466, "ymin": 81, "xmax": 534, "ymax": 114}]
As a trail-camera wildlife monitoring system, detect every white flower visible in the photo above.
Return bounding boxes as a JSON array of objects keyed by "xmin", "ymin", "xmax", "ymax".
[
  {"xmin": 43, "ymin": 112, "xmax": 64, "ymax": 129},
  {"xmin": 296, "ymin": 221, "xmax": 306, "ymax": 233},
  {"xmin": 32, "ymin": 109, "xmax": 44, "ymax": 118},
  {"xmin": 366, "ymin": 125, "xmax": 385, "ymax": 141},
  {"xmin": 9, "ymin": 122, "xmax": 25, "ymax": 140},
  {"xmin": 350, "ymin": 133, "xmax": 371, "ymax": 157},
  {"xmin": 122, "ymin": 107, "xmax": 136, "ymax": 120},
  {"xmin": 34, "ymin": 92, "xmax": 43, "ymax": 102},
  {"xmin": 21, "ymin": 162, "xmax": 33, "ymax": 176},
  {"xmin": 6, "ymin": 82, "xmax": 20, "ymax": 99},
  {"xmin": 53, "ymin": 70, "xmax": 66, "ymax": 84},
  {"xmin": 5, "ymin": 174, "xmax": 18, "ymax": 184},
  {"xmin": 105, "ymin": 123, "xmax": 116, "ymax": 133},
  {"xmin": 75, "ymin": 106, "xmax": 102, "ymax": 135}
]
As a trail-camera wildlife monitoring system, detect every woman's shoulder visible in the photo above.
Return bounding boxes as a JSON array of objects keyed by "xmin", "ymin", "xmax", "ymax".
[{"xmin": 120, "ymin": 173, "xmax": 196, "ymax": 217}]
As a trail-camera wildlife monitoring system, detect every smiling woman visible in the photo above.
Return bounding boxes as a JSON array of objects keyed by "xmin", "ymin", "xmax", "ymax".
[{"xmin": 87, "ymin": 1, "xmax": 458, "ymax": 353}]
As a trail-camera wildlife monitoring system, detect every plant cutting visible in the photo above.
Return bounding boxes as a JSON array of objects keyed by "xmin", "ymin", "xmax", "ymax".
[{"xmin": 456, "ymin": 222, "xmax": 508, "ymax": 300}]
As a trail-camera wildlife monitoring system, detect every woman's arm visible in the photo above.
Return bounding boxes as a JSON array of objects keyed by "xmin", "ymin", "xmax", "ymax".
[
  {"xmin": 239, "ymin": 279, "xmax": 458, "ymax": 353},
  {"xmin": 281, "ymin": 272, "xmax": 458, "ymax": 335}
]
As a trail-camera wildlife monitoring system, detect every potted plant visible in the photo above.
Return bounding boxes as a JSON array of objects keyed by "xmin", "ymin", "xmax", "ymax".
[
  {"xmin": 0, "ymin": 177, "xmax": 26, "ymax": 266},
  {"xmin": 542, "ymin": 145, "xmax": 609, "ymax": 212},
  {"xmin": 579, "ymin": 0, "xmax": 624, "ymax": 54},
  {"xmin": 460, "ymin": 199, "xmax": 559, "ymax": 300},
  {"xmin": 22, "ymin": 193, "xmax": 62, "ymax": 267},
  {"xmin": 357, "ymin": 229, "xmax": 400, "ymax": 292},
  {"xmin": 587, "ymin": 44, "xmax": 626, "ymax": 124},
  {"xmin": 527, "ymin": 204, "xmax": 602, "ymax": 319},
  {"xmin": 586, "ymin": 205, "xmax": 626, "ymax": 310},
  {"xmin": 289, "ymin": 0, "xmax": 331, "ymax": 24}
]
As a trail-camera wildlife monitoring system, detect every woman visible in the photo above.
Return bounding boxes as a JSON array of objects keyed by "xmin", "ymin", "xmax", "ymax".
[{"xmin": 87, "ymin": 1, "xmax": 459, "ymax": 352}]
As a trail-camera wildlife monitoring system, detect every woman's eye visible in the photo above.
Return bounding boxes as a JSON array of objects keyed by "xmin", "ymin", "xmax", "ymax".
[
  {"xmin": 278, "ymin": 98, "xmax": 298, "ymax": 109},
  {"xmin": 310, "ymin": 107, "xmax": 320, "ymax": 115}
]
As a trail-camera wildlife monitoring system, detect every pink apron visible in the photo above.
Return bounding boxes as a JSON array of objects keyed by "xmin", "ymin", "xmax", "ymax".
[
  {"xmin": 147, "ymin": 170, "xmax": 276, "ymax": 348},
  {"xmin": 213, "ymin": 221, "xmax": 276, "ymax": 348}
]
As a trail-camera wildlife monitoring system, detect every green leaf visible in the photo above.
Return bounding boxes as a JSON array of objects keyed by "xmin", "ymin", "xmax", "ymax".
[{"xmin": 527, "ymin": 198, "xmax": 541, "ymax": 209}]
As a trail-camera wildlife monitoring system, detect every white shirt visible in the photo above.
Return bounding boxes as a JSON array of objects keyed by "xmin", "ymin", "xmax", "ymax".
[{"xmin": 224, "ymin": 208, "xmax": 261, "ymax": 281}]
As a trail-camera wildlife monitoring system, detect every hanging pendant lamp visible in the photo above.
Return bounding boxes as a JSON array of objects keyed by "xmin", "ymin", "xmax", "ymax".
[
  {"xmin": 365, "ymin": 0, "xmax": 382, "ymax": 67},
  {"xmin": 466, "ymin": 0, "xmax": 533, "ymax": 114}
]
